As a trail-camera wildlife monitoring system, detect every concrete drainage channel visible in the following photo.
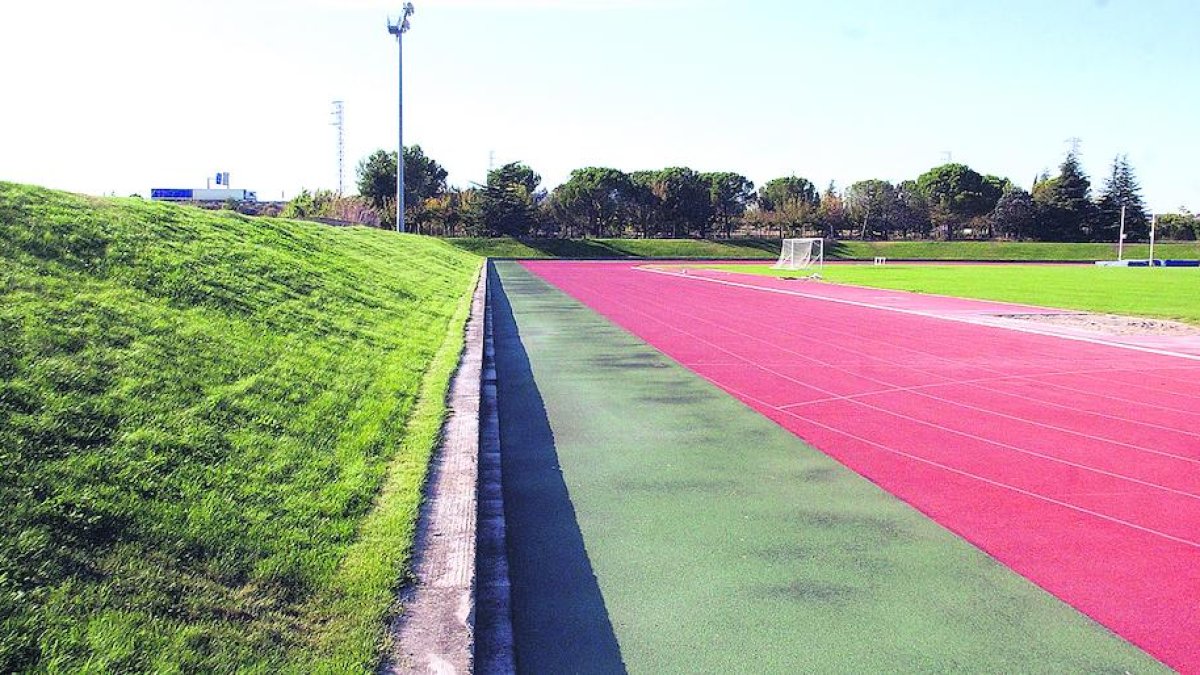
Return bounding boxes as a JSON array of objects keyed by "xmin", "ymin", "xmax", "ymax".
[
  {"xmin": 473, "ymin": 266, "xmax": 516, "ymax": 673},
  {"xmin": 384, "ymin": 262, "xmax": 515, "ymax": 674}
]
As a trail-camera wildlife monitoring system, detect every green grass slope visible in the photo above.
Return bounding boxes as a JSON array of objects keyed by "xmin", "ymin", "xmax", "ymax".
[
  {"xmin": 705, "ymin": 263, "xmax": 1200, "ymax": 325},
  {"xmin": 0, "ymin": 183, "xmax": 481, "ymax": 672}
]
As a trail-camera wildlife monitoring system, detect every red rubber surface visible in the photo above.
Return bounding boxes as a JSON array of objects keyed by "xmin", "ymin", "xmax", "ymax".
[{"xmin": 522, "ymin": 260, "xmax": 1200, "ymax": 671}]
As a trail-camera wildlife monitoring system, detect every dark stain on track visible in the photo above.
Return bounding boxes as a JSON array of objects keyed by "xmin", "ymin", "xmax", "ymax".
[
  {"xmin": 755, "ymin": 543, "xmax": 894, "ymax": 578},
  {"xmin": 794, "ymin": 467, "xmax": 840, "ymax": 483},
  {"xmin": 755, "ymin": 544, "xmax": 826, "ymax": 564},
  {"xmin": 614, "ymin": 477, "xmax": 727, "ymax": 494},
  {"xmin": 589, "ymin": 353, "xmax": 669, "ymax": 370},
  {"xmin": 639, "ymin": 392, "xmax": 714, "ymax": 406},
  {"xmin": 794, "ymin": 510, "xmax": 908, "ymax": 541},
  {"xmin": 759, "ymin": 579, "xmax": 859, "ymax": 604}
]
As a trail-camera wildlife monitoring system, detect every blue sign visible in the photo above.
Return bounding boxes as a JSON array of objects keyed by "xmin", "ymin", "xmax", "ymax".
[
  {"xmin": 151, "ymin": 189, "xmax": 193, "ymax": 200},
  {"xmin": 215, "ymin": 173, "xmax": 223, "ymax": 185}
]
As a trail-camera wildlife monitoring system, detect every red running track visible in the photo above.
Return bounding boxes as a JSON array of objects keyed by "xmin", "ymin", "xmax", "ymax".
[{"xmin": 521, "ymin": 261, "xmax": 1200, "ymax": 672}]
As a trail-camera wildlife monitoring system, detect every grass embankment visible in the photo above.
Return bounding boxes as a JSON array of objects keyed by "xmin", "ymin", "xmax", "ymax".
[
  {"xmin": 450, "ymin": 237, "xmax": 1200, "ymax": 262},
  {"xmin": 705, "ymin": 263, "xmax": 1200, "ymax": 325},
  {"xmin": 447, "ymin": 237, "xmax": 778, "ymax": 259},
  {"xmin": 0, "ymin": 183, "xmax": 481, "ymax": 672}
]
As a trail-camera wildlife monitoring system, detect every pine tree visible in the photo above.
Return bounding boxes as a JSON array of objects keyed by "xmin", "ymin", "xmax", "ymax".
[
  {"xmin": 1095, "ymin": 155, "xmax": 1149, "ymax": 241},
  {"xmin": 991, "ymin": 186, "xmax": 1036, "ymax": 240},
  {"xmin": 479, "ymin": 162, "xmax": 541, "ymax": 236},
  {"xmin": 1032, "ymin": 151, "xmax": 1095, "ymax": 241}
]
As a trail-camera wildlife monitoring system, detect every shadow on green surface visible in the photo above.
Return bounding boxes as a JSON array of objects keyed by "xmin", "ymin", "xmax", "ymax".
[
  {"xmin": 824, "ymin": 239, "xmax": 851, "ymax": 259},
  {"xmin": 488, "ymin": 266, "xmax": 627, "ymax": 674}
]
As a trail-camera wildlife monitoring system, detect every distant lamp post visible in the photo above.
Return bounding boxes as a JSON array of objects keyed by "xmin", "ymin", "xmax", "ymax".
[{"xmin": 387, "ymin": 3, "xmax": 415, "ymax": 233}]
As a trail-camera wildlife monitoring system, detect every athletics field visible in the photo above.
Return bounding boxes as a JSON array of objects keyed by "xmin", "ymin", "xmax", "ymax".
[{"xmin": 483, "ymin": 260, "xmax": 1197, "ymax": 672}]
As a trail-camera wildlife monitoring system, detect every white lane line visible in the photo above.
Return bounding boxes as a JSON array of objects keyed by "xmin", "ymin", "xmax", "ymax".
[
  {"xmin": 637, "ymin": 266, "xmax": 1200, "ymax": 363},
  {"xmin": 610, "ymin": 287, "xmax": 1200, "ymax": 503},
  {"xmin": 542, "ymin": 268, "xmax": 1200, "ymax": 552},
  {"xmin": 646, "ymin": 287, "xmax": 1200, "ymax": 469}
]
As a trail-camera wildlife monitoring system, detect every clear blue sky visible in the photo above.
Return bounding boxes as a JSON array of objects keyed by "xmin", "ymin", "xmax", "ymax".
[{"xmin": 2, "ymin": 0, "xmax": 1198, "ymax": 211}]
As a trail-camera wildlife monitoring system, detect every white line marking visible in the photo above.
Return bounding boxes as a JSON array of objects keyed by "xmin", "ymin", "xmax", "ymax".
[
  {"xmin": 541, "ymin": 266, "xmax": 1200, "ymax": 550},
  {"xmin": 690, "ymin": 374, "xmax": 1200, "ymax": 552},
  {"xmin": 637, "ymin": 266, "xmax": 1200, "ymax": 363},
  {"xmin": 653, "ymin": 288, "xmax": 1200, "ymax": 468},
  {"xmin": 771, "ymin": 396, "xmax": 1200, "ymax": 551}
]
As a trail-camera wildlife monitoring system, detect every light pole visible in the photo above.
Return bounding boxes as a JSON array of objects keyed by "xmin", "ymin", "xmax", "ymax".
[{"xmin": 387, "ymin": 3, "xmax": 414, "ymax": 233}]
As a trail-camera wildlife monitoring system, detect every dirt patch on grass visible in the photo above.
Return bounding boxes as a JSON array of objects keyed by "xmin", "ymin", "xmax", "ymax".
[{"xmin": 998, "ymin": 312, "xmax": 1200, "ymax": 336}]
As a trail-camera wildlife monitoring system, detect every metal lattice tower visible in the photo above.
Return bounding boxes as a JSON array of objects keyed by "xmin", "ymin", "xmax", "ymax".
[{"xmin": 331, "ymin": 100, "xmax": 345, "ymax": 195}]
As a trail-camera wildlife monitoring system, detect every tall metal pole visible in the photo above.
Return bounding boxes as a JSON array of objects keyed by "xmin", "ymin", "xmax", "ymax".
[
  {"xmin": 396, "ymin": 35, "xmax": 404, "ymax": 232},
  {"xmin": 1117, "ymin": 205, "xmax": 1126, "ymax": 261},
  {"xmin": 1149, "ymin": 213, "xmax": 1157, "ymax": 265},
  {"xmin": 388, "ymin": 4, "xmax": 414, "ymax": 233}
]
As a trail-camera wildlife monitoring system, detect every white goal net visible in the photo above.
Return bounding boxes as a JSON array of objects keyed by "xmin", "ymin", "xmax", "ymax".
[{"xmin": 773, "ymin": 238, "xmax": 824, "ymax": 270}]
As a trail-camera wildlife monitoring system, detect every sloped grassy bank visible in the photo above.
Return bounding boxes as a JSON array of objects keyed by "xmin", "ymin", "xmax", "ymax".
[{"xmin": 0, "ymin": 183, "xmax": 481, "ymax": 672}]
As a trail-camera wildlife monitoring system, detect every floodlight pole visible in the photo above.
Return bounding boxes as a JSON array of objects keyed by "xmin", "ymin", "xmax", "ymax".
[{"xmin": 387, "ymin": 3, "xmax": 414, "ymax": 233}]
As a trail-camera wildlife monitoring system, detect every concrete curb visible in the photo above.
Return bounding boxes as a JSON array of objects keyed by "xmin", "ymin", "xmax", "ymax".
[
  {"xmin": 384, "ymin": 263, "xmax": 488, "ymax": 673},
  {"xmin": 473, "ymin": 262, "xmax": 517, "ymax": 672}
]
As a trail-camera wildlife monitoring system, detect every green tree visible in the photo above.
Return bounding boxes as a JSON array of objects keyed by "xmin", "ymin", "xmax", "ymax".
[
  {"xmin": 356, "ymin": 149, "xmax": 396, "ymax": 214},
  {"xmin": 990, "ymin": 186, "xmax": 1036, "ymax": 240},
  {"xmin": 752, "ymin": 177, "xmax": 821, "ymax": 238},
  {"xmin": 627, "ymin": 171, "xmax": 662, "ymax": 238},
  {"xmin": 703, "ymin": 172, "xmax": 755, "ymax": 238},
  {"xmin": 420, "ymin": 188, "xmax": 475, "ymax": 236},
  {"xmin": 551, "ymin": 167, "xmax": 634, "ymax": 238},
  {"xmin": 892, "ymin": 180, "xmax": 932, "ymax": 239},
  {"xmin": 916, "ymin": 163, "xmax": 995, "ymax": 239},
  {"xmin": 1095, "ymin": 155, "xmax": 1149, "ymax": 242},
  {"xmin": 758, "ymin": 177, "xmax": 820, "ymax": 212},
  {"xmin": 816, "ymin": 182, "xmax": 848, "ymax": 238},
  {"xmin": 982, "ymin": 175, "xmax": 1010, "ymax": 206},
  {"xmin": 403, "ymin": 145, "xmax": 449, "ymax": 208},
  {"xmin": 354, "ymin": 145, "xmax": 448, "ymax": 227},
  {"xmin": 280, "ymin": 188, "xmax": 337, "ymax": 219},
  {"xmin": 1032, "ymin": 151, "xmax": 1095, "ymax": 241},
  {"xmin": 1156, "ymin": 211, "xmax": 1199, "ymax": 241},
  {"xmin": 479, "ymin": 162, "xmax": 541, "ymax": 237},
  {"xmin": 845, "ymin": 180, "xmax": 896, "ymax": 240},
  {"xmin": 647, "ymin": 167, "xmax": 712, "ymax": 238}
]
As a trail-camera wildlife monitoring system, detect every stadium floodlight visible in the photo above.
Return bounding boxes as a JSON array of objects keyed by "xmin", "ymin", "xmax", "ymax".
[
  {"xmin": 387, "ymin": 3, "xmax": 415, "ymax": 233},
  {"xmin": 773, "ymin": 238, "xmax": 824, "ymax": 271}
]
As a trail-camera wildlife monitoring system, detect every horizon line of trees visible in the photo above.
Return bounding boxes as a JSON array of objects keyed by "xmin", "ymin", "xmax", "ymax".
[{"xmin": 280, "ymin": 146, "xmax": 1200, "ymax": 242}]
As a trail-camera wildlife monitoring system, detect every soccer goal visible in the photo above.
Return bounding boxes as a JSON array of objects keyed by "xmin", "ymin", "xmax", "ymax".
[{"xmin": 773, "ymin": 238, "xmax": 824, "ymax": 270}]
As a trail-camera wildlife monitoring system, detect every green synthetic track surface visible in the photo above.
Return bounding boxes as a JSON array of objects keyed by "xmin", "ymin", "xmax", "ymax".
[{"xmin": 491, "ymin": 261, "xmax": 1163, "ymax": 673}]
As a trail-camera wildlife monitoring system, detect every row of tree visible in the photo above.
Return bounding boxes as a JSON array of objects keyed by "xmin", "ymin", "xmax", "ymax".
[{"xmin": 286, "ymin": 146, "xmax": 1199, "ymax": 242}]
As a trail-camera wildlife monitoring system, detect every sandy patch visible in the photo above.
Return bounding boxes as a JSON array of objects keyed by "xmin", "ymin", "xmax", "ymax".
[{"xmin": 997, "ymin": 313, "xmax": 1200, "ymax": 337}]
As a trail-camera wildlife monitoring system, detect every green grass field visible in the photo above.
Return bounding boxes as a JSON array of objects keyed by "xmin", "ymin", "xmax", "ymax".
[
  {"xmin": 827, "ymin": 240, "xmax": 1200, "ymax": 261},
  {"xmin": 0, "ymin": 183, "xmax": 481, "ymax": 672},
  {"xmin": 449, "ymin": 237, "xmax": 1200, "ymax": 261},
  {"xmin": 703, "ymin": 263, "xmax": 1200, "ymax": 325}
]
